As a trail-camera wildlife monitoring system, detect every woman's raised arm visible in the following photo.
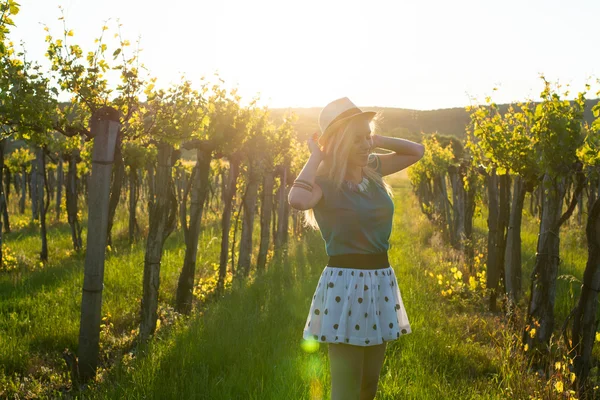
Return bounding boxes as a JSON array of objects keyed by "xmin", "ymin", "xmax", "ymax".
[
  {"xmin": 288, "ymin": 133, "xmax": 325, "ymax": 210},
  {"xmin": 371, "ymin": 134, "xmax": 425, "ymax": 176}
]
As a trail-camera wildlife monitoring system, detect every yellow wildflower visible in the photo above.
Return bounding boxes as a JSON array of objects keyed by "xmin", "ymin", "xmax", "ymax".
[
  {"xmin": 554, "ymin": 381, "xmax": 563, "ymax": 393},
  {"xmin": 529, "ymin": 328, "xmax": 536, "ymax": 338}
]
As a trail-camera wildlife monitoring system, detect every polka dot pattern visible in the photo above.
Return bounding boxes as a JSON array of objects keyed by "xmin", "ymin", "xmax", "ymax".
[{"xmin": 303, "ymin": 265, "xmax": 412, "ymax": 347}]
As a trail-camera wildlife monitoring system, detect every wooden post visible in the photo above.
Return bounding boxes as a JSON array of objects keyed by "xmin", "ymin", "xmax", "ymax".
[
  {"xmin": 238, "ymin": 160, "xmax": 259, "ymax": 277},
  {"xmin": 30, "ymin": 150, "xmax": 39, "ymax": 221},
  {"xmin": 217, "ymin": 155, "xmax": 240, "ymax": 293},
  {"xmin": 106, "ymin": 144, "xmax": 124, "ymax": 246},
  {"xmin": 77, "ymin": 107, "xmax": 119, "ymax": 382},
  {"xmin": 275, "ymin": 165, "xmax": 287, "ymax": 249},
  {"xmin": 570, "ymin": 197, "xmax": 600, "ymax": 387},
  {"xmin": 257, "ymin": 168, "xmax": 274, "ymax": 272},
  {"xmin": 0, "ymin": 139, "xmax": 5, "ymax": 268},
  {"xmin": 176, "ymin": 144, "xmax": 212, "ymax": 314},
  {"xmin": 140, "ymin": 142, "xmax": 178, "ymax": 341},
  {"xmin": 66, "ymin": 150, "xmax": 82, "ymax": 251},
  {"xmin": 19, "ymin": 167, "xmax": 26, "ymax": 214},
  {"xmin": 3, "ymin": 163, "xmax": 10, "ymax": 234},
  {"xmin": 56, "ymin": 157, "xmax": 63, "ymax": 221},
  {"xmin": 128, "ymin": 166, "xmax": 139, "ymax": 244},
  {"xmin": 504, "ymin": 175, "xmax": 526, "ymax": 304},
  {"xmin": 486, "ymin": 168, "xmax": 500, "ymax": 312},
  {"xmin": 37, "ymin": 147, "xmax": 48, "ymax": 261}
]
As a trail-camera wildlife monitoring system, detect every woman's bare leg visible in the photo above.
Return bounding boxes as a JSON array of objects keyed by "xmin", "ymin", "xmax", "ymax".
[
  {"xmin": 360, "ymin": 342, "xmax": 387, "ymax": 400},
  {"xmin": 328, "ymin": 343, "xmax": 364, "ymax": 400}
]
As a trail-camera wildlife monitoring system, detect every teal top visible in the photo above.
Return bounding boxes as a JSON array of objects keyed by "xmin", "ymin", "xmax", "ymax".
[{"xmin": 313, "ymin": 154, "xmax": 395, "ymax": 256}]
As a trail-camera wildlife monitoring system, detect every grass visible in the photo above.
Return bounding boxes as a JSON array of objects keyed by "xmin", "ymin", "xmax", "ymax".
[
  {"xmin": 89, "ymin": 174, "xmax": 579, "ymax": 399},
  {"xmin": 0, "ymin": 197, "xmax": 227, "ymax": 397},
  {"xmin": 0, "ymin": 172, "xmax": 595, "ymax": 399}
]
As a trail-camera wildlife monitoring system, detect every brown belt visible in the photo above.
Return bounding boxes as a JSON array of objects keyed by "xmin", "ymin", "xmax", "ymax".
[{"xmin": 327, "ymin": 252, "xmax": 390, "ymax": 270}]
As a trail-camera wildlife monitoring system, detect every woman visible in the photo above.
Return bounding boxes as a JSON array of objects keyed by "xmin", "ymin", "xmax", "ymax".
[{"xmin": 288, "ymin": 97, "xmax": 425, "ymax": 400}]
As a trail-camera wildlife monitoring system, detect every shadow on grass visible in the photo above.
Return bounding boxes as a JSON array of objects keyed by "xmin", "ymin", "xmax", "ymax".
[
  {"xmin": 0, "ymin": 251, "xmax": 85, "ymax": 303},
  {"xmin": 93, "ymin": 234, "xmax": 326, "ymax": 400},
  {"xmin": 104, "ymin": 217, "xmax": 222, "ymax": 260}
]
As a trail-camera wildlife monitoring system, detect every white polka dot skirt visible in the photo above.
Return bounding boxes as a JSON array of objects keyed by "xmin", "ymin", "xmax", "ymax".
[{"xmin": 303, "ymin": 266, "xmax": 412, "ymax": 346}]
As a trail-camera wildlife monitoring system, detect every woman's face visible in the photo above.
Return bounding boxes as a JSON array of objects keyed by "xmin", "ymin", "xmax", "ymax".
[{"xmin": 346, "ymin": 117, "xmax": 373, "ymax": 167}]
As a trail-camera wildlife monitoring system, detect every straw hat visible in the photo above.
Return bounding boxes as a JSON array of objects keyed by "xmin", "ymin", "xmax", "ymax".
[{"xmin": 317, "ymin": 97, "xmax": 376, "ymax": 146}]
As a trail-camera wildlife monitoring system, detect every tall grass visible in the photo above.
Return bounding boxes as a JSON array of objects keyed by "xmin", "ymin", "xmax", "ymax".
[
  {"xmin": 90, "ymin": 175, "xmax": 531, "ymax": 399},
  {"xmin": 0, "ymin": 173, "xmax": 594, "ymax": 399}
]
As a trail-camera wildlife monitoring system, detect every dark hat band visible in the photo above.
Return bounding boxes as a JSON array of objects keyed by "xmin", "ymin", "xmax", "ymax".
[{"xmin": 324, "ymin": 107, "xmax": 362, "ymax": 133}]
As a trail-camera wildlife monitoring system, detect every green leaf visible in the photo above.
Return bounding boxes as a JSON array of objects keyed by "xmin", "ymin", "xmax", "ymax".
[{"xmin": 9, "ymin": 1, "xmax": 19, "ymax": 15}]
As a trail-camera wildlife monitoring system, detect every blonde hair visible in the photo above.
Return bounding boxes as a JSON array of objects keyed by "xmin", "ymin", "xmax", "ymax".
[{"xmin": 303, "ymin": 111, "xmax": 394, "ymax": 230}]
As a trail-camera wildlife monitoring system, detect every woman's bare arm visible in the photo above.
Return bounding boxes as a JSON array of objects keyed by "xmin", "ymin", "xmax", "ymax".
[
  {"xmin": 372, "ymin": 134, "xmax": 425, "ymax": 176},
  {"xmin": 288, "ymin": 152, "xmax": 324, "ymax": 211}
]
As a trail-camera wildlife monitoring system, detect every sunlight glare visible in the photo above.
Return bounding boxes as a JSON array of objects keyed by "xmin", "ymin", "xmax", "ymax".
[{"xmin": 301, "ymin": 337, "xmax": 320, "ymax": 353}]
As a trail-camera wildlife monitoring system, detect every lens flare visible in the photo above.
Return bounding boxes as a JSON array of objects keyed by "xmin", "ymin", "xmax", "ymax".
[{"xmin": 301, "ymin": 337, "xmax": 320, "ymax": 353}]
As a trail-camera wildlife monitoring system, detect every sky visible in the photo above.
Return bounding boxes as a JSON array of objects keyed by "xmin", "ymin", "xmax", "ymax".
[{"xmin": 7, "ymin": 0, "xmax": 600, "ymax": 110}]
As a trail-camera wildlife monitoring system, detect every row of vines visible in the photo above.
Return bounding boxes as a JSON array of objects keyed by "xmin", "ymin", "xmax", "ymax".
[
  {"xmin": 0, "ymin": 2, "xmax": 310, "ymax": 391},
  {"xmin": 408, "ymin": 80, "xmax": 600, "ymax": 397}
]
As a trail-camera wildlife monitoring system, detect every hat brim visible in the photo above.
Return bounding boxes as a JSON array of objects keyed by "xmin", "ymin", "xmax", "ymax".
[{"xmin": 317, "ymin": 111, "xmax": 376, "ymax": 147}]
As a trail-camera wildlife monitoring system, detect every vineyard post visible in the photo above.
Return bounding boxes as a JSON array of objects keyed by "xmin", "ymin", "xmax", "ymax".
[
  {"xmin": 282, "ymin": 166, "xmax": 291, "ymax": 246},
  {"xmin": 78, "ymin": 107, "xmax": 120, "ymax": 382},
  {"xmin": 0, "ymin": 140, "xmax": 5, "ymax": 268},
  {"xmin": 55, "ymin": 157, "xmax": 63, "ymax": 220},
  {"xmin": 66, "ymin": 150, "xmax": 83, "ymax": 251},
  {"xmin": 36, "ymin": 147, "xmax": 48, "ymax": 261},
  {"xmin": 217, "ymin": 153, "xmax": 241, "ymax": 293},
  {"xmin": 176, "ymin": 141, "xmax": 213, "ymax": 314},
  {"xmin": 275, "ymin": 164, "xmax": 287, "ymax": 250},
  {"xmin": 239, "ymin": 158, "xmax": 260, "ymax": 277},
  {"xmin": 2, "ymin": 163, "xmax": 10, "ymax": 233},
  {"xmin": 19, "ymin": 166, "xmax": 26, "ymax": 214},
  {"xmin": 30, "ymin": 150, "xmax": 39, "ymax": 220},
  {"xmin": 257, "ymin": 166, "xmax": 274, "ymax": 272}
]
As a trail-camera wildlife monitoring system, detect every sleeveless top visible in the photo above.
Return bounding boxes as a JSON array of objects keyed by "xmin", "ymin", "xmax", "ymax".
[{"xmin": 313, "ymin": 154, "xmax": 394, "ymax": 256}]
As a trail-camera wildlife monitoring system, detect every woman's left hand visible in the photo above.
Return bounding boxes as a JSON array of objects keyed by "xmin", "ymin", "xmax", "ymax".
[{"xmin": 370, "ymin": 134, "xmax": 380, "ymax": 150}]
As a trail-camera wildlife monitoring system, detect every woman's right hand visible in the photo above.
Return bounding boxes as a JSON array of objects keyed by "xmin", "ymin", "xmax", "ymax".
[{"xmin": 307, "ymin": 132, "xmax": 324, "ymax": 161}]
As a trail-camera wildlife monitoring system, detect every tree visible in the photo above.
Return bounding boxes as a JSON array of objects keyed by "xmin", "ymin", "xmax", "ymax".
[
  {"xmin": 522, "ymin": 79, "xmax": 587, "ymax": 366},
  {"xmin": 563, "ymin": 97, "xmax": 600, "ymax": 393},
  {"xmin": 45, "ymin": 14, "xmax": 146, "ymax": 247},
  {"xmin": 0, "ymin": 42, "xmax": 58, "ymax": 261},
  {"xmin": 139, "ymin": 78, "xmax": 204, "ymax": 340},
  {"xmin": 245, "ymin": 112, "xmax": 297, "ymax": 272},
  {"xmin": 466, "ymin": 94, "xmax": 539, "ymax": 311},
  {"xmin": 121, "ymin": 141, "xmax": 154, "ymax": 244}
]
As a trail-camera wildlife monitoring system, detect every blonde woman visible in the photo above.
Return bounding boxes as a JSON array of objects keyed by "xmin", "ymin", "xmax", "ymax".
[{"xmin": 288, "ymin": 97, "xmax": 425, "ymax": 400}]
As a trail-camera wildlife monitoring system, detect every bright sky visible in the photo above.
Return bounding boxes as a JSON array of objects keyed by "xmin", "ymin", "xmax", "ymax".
[{"xmin": 8, "ymin": 0, "xmax": 600, "ymax": 110}]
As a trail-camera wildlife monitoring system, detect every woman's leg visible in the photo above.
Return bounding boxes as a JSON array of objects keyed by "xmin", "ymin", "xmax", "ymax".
[
  {"xmin": 360, "ymin": 342, "xmax": 387, "ymax": 400},
  {"xmin": 328, "ymin": 343, "xmax": 364, "ymax": 400}
]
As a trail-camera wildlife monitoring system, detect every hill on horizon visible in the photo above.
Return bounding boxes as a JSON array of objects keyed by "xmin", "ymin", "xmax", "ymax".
[{"xmin": 270, "ymin": 99, "xmax": 599, "ymax": 145}]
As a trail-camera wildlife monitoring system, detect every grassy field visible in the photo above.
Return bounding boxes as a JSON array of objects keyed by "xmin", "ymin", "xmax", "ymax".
[{"xmin": 0, "ymin": 172, "xmax": 593, "ymax": 399}]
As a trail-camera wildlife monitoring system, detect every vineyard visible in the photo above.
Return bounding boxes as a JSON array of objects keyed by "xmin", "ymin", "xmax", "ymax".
[{"xmin": 2, "ymin": 1, "xmax": 600, "ymax": 399}]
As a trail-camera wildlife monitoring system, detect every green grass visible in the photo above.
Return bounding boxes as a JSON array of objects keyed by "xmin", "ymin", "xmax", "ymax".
[
  {"xmin": 88, "ymin": 176, "xmax": 538, "ymax": 399},
  {"xmin": 0, "ymin": 175, "xmax": 594, "ymax": 399},
  {"xmin": 0, "ymin": 197, "xmax": 227, "ymax": 397},
  {"xmin": 471, "ymin": 190, "xmax": 588, "ymax": 324}
]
